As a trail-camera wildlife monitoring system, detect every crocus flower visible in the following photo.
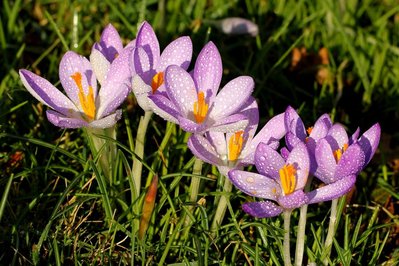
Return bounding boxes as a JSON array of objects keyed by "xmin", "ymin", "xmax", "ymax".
[
  {"xmin": 306, "ymin": 123, "xmax": 381, "ymax": 204},
  {"xmin": 228, "ymin": 142, "xmax": 310, "ymax": 218},
  {"xmin": 188, "ymin": 99, "xmax": 286, "ymax": 175},
  {"xmin": 284, "ymin": 106, "xmax": 332, "ymax": 173},
  {"xmin": 19, "ymin": 50, "xmax": 131, "ymax": 128},
  {"xmin": 149, "ymin": 41, "xmax": 253, "ymax": 133},
  {"xmin": 131, "ymin": 21, "xmax": 192, "ymax": 111}
]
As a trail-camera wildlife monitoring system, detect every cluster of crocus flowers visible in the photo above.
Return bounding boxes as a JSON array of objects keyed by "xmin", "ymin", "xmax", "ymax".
[{"xmin": 227, "ymin": 106, "xmax": 380, "ymax": 217}]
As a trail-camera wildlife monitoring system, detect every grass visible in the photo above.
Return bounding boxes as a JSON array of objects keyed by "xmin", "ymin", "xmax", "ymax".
[{"xmin": 1, "ymin": 0, "xmax": 399, "ymax": 265}]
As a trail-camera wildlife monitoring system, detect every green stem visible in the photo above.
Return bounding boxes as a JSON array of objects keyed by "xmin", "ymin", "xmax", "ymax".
[
  {"xmin": 322, "ymin": 198, "xmax": 338, "ymax": 265},
  {"xmin": 294, "ymin": 176, "xmax": 312, "ymax": 266},
  {"xmin": 210, "ymin": 175, "xmax": 232, "ymax": 233},
  {"xmin": 283, "ymin": 210, "xmax": 292, "ymax": 266},
  {"xmin": 132, "ymin": 111, "xmax": 152, "ymax": 198}
]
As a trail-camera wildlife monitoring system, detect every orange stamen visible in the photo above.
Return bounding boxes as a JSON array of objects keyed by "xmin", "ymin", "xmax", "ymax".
[
  {"xmin": 333, "ymin": 143, "xmax": 349, "ymax": 163},
  {"xmin": 151, "ymin": 72, "xmax": 164, "ymax": 94},
  {"xmin": 306, "ymin": 127, "xmax": 313, "ymax": 135},
  {"xmin": 193, "ymin": 91, "xmax": 208, "ymax": 123},
  {"xmin": 228, "ymin": 131, "xmax": 244, "ymax": 161},
  {"xmin": 71, "ymin": 72, "xmax": 96, "ymax": 120},
  {"xmin": 279, "ymin": 164, "xmax": 297, "ymax": 195}
]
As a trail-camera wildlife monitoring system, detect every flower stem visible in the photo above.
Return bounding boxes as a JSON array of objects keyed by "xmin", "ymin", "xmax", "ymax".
[
  {"xmin": 210, "ymin": 175, "xmax": 232, "ymax": 233},
  {"xmin": 294, "ymin": 176, "xmax": 312, "ymax": 266},
  {"xmin": 132, "ymin": 111, "xmax": 152, "ymax": 199},
  {"xmin": 322, "ymin": 198, "xmax": 338, "ymax": 265},
  {"xmin": 283, "ymin": 210, "xmax": 292, "ymax": 266}
]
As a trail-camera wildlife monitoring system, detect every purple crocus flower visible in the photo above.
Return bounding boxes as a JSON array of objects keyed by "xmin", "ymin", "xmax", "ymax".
[
  {"xmin": 284, "ymin": 106, "xmax": 332, "ymax": 173},
  {"xmin": 228, "ymin": 142, "xmax": 310, "ymax": 218},
  {"xmin": 149, "ymin": 41, "xmax": 253, "ymax": 133},
  {"xmin": 188, "ymin": 99, "xmax": 286, "ymax": 175},
  {"xmin": 19, "ymin": 50, "xmax": 131, "ymax": 128},
  {"xmin": 131, "ymin": 21, "xmax": 193, "ymax": 111},
  {"xmin": 305, "ymin": 123, "xmax": 381, "ymax": 204}
]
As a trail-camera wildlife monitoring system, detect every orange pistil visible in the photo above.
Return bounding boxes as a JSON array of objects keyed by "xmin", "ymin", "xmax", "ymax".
[
  {"xmin": 71, "ymin": 72, "xmax": 96, "ymax": 121},
  {"xmin": 193, "ymin": 91, "xmax": 208, "ymax": 123},
  {"xmin": 151, "ymin": 72, "xmax": 164, "ymax": 94},
  {"xmin": 279, "ymin": 164, "xmax": 297, "ymax": 195},
  {"xmin": 333, "ymin": 143, "xmax": 349, "ymax": 163},
  {"xmin": 228, "ymin": 131, "xmax": 244, "ymax": 161}
]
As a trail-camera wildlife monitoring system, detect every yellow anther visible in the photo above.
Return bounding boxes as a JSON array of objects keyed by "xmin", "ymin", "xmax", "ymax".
[
  {"xmin": 193, "ymin": 91, "xmax": 208, "ymax": 123},
  {"xmin": 306, "ymin": 127, "xmax": 313, "ymax": 135},
  {"xmin": 333, "ymin": 143, "xmax": 349, "ymax": 163},
  {"xmin": 228, "ymin": 131, "xmax": 244, "ymax": 162},
  {"xmin": 71, "ymin": 72, "xmax": 96, "ymax": 121},
  {"xmin": 151, "ymin": 72, "xmax": 164, "ymax": 94},
  {"xmin": 279, "ymin": 164, "xmax": 297, "ymax": 195}
]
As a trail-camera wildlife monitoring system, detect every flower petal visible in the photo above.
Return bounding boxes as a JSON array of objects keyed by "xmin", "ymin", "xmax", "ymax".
[
  {"xmin": 98, "ymin": 23, "xmax": 123, "ymax": 61},
  {"xmin": 97, "ymin": 81, "xmax": 130, "ymax": 119},
  {"xmin": 193, "ymin": 41, "xmax": 222, "ymax": 100},
  {"xmin": 284, "ymin": 106, "xmax": 306, "ymax": 149},
  {"xmin": 228, "ymin": 170, "xmax": 281, "ymax": 200},
  {"xmin": 131, "ymin": 75, "xmax": 152, "ymax": 111},
  {"xmin": 188, "ymin": 134, "xmax": 223, "ymax": 166},
  {"xmin": 242, "ymin": 201, "xmax": 283, "ymax": 218},
  {"xmin": 208, "ymin": 113, "xmax": 248, "ymax": 133},
  {"xmin": 19, "ymin": 69, "xmax": 77, "ymax": 115},
  {"xmin": 211, "ymin": 76, "xmax": 254, "ymax": 120},
  {"xmin": 255, "ymin": 142, "xmax": 285, "ymax": 180},
  {"xmin": 309, "ymin": 113, "xmax": 332, "ymax": 140},
  {"xmin": 307, "ymin": 175, "xmax": 356, "ymax": 204},
  {"xmin": 216, "ymin": 17, "xmax": 259, "ymax": 37},
  {"xmin": 327, "ymin": 123, "xmax": 349, "ymax": 149},
  {"xmin": 357, "ymin": 123, "xmax": 381, "ymax": 165},
  {"xmin": 148, "ymin": 93, "xmax": 179, "ymax": 124},
  {"xmin": 158, "ymin": 36, "xmax": 192, "ymax": 71},
  {"xmin": 136, "ymin": 21, "xmax": 160, "ymax": 68},
  {"xmin": 46, "ymin": 110, "xmax": 87, "ymax": 128},
  {"xmin": 164, "ymin": 65, "xmax": 197, "ymax": 117},
  {"xmin": 59, "ymin": 51, "xmax": 97, "ymax": 104},
  {"xmin": 90, "ymin": 48, "xmax": 111, "ymax": 85},
  {"xmin": 314, "ymin": 138, "xmax": 337, "ymax": 184},
  {"xmin": 132, "ymin": 46, "xmax": 154, "ymax": 85},
  {"xmin": 335, "ymin": 143, "xmax": 365, "ymax": 178},
  {"xmin": 205, "ymin": 132, "xmax": 227, "ymax": 160},
  {"xmin": 278, "ymin": 190, "xmax": 307, "ymax": 209},
  {"xmin": 286, "ymin": 142, "xmax": 309, "ymax": 190},
  {"xmin": 88, "ymin": 110, "xmax": 122, "ymax": 128},
  {"xmin": 177, "ymin": 116, "xmax": 201, "ymax": 133}
]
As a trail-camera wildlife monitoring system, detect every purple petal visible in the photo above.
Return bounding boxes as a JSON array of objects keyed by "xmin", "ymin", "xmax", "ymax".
[
  {"xmin": 208, "ymin": 113, "xmax": 248, "ymax": 133},
  {"xmin": 242, "ymin": 201, "xmax": 283, "ymax": 218},
  {"xmin": 314, "ymin": 138, "xmax": 337, "ymax": 184},
  {"xmin": 187, "ymin": 134, "xmax": 223, "ymax": 166},
  {"xmin": 286, "ymin": 142, "xmax": 309, "ymax": 190},
  {"xmin": 255, "ymin": 142, "xmax": 285, "ymax": 179},
  {"xmin": 228, "ymin": 170, "xmax": 280, "ymax": 200},
  {"xmin": 19, "ymin": 69, "xmax": 77, "ymax": 115},
  {"xmin": 158, "ymin": 36, "xmax": 192, "ymax": 71},
  {"xmin": 280, "ymin": 147, "xmax": 290, "ymax": 160},
  {"xmin": 349, "ymin": 127, "xmax": 360, "ymax": 145},
  {"xmin": 148, "ymin": 93, "xmax": 179, "ymax": 124},
  {"xmin": 164, "ymin": 65, "xmax": 197, "ymax": 118},
  {"xmin": 284, "ymin": 106, "xmax": 306, "ymax": 148},
  {"xmin": 251, "ymin": 113, "xmax": 285, "ymax": 151},
  {"xmin": 216, "ymin": 17, "xmax": 259, "ymax": 37},
  {"xmin": 59, "ymin": 51, "xmax": 97, "ymax": 104},
  {"xmin": 90, "ymin": 48, "xmax": 111, "ymax": 85},
  {"xmin": 136, "ymin": 21, "xmax": 160, "ymax": 68},
  {"xmin": 131, "ymin": 75, "xmax": 152, "ymax": 111},
  {"xmin": 334, "ymin": 143, "xmax": 366, "ymax": 179},
  {"xmin": 211, "ymin": 76, "xmax": 254, "ymax": 121},
  {"xmin": 239, "ymin": 97, "xmax": 259, "ymax": 140},
  {"xmin": 98, "ymin": 24, "xmax": 123, "ymax": 62},
  {"xmin": 327, "ymin": 124, "xmax": 349, "ymax": 149},
  {"xmin": 88, "ymin": 110, "xmax": 122, "ymax": 129},
  {"xmin": 357, "ymin": 123, "xmax": 381, "ymax": 165},
  {"xmin": 285, "ymin": 131, "xmax": 302, "ymax": 151},
  {"xmin": 132, "ymin": 47, "xmax": 153, "ymax": 83},
  {"xmin": 307, "ymin": 175, "xmax": 356, "ymax": 204},
  {"xmin": 193, "ymin": 41, "xmax": 222, "ymax": 101},
  {"xmin": 178, "ymin": 116, "xmax": 201, "ymax": 133},
  {"xmin": 278, "ymin": 190, "xmax": 308, "ymax": 209},
  {"xmin": 309, "ymin": 113, "xmax": 332, "ymax": 140},
  {"xmin": 46, "ymin": 110, "xmax": 87, "ymax": 128},
  {"xmin": 97, "ymin": 81, "xmax": 130, "ymax": 119}
]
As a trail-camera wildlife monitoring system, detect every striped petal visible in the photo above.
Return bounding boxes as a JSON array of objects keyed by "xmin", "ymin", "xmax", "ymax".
[{"xmin": 242, "ymin": 201, "xmax": 283, "ymax": 218}]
